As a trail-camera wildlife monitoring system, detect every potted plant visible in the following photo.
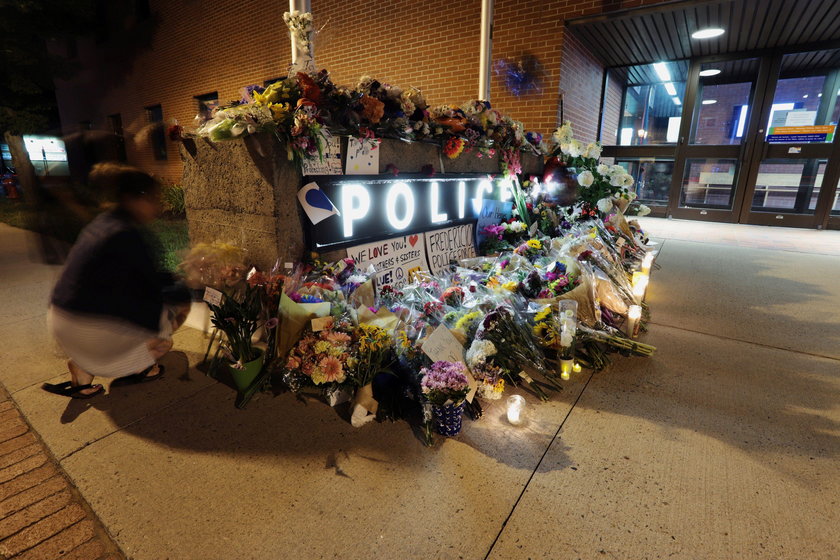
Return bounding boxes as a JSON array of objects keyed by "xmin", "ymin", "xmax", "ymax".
[
  {"xmin": 208, "ymin": 283, "xmax": 266, "ymax": 391},
  {"xmin": 420, "ymin": 361, "xmax": 470, "ymax": 437}
]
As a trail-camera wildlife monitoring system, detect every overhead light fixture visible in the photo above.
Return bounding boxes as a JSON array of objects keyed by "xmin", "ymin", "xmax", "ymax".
[
  {"xmin": 803, "ymin": 94, "xmax": 809, "ymax": 98},
  {"xmin": 692, "ymin": 28, "xmax": 725, "ymax": 39},
  {"xmin": 699, "ymin": 69, "xmax": 721, "ymax": 77},
  {"xmin": 702, "ymin": 99, "xmax": 717, "ymax": 105},
  {"xmin": 672, "ymin": 97, "xmax": 682, "ymax": 106},
  {"xmin": 664, "ymin": 82, "xmax": 677, "ymax": 96},
  {"xmin": 818, "ymin": 93, "xmax": 823, "ymax": 97},
  {"xmin": 653, "ymin": 62, "xmax": 671, "ymax": 82}
]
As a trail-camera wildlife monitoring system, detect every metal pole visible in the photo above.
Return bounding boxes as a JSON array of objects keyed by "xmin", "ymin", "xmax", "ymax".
[{"xmin": 478, "ymin": 0, "xmax": 494, "ymax": 101}]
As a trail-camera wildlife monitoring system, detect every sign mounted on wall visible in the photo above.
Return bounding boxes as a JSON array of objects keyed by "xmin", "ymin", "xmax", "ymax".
[{"xmin": 302, "ymin": 174, "xmax": 511, "ymax": 250}]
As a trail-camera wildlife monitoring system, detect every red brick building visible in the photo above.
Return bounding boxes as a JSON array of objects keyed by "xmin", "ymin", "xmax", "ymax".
[{"xmin": 54, "ymin": 0, "xmax": 668, "ymax": 184}]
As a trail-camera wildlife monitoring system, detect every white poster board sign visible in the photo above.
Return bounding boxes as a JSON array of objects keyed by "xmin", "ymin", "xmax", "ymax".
[
  {"xmin": 346, "ymin": 234, "xmax": 429, "ymax": 288},
  {"xmin": 301, "ymin": 134, "xmax": 342, "ymax": 176},
  {"xmin": 424, "ymin": 224, "xmax": 476, "ymax": 275},
  {"xmin": 345, "ymin": 137, "xmax": 381, "ymax": 175}
]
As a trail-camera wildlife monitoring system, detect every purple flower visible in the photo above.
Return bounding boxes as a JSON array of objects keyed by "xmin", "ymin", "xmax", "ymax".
[{"xmin": 265, "ymin": 317, "xmax": 279, "ymax": 329}]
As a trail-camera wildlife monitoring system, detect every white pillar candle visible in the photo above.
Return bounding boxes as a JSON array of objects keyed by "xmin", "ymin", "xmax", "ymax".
[
  {"xmin": 641, "ymin": 252, "xmax": 655, "ymax": 275},
  {"xmin": 506, "ymin": 395, "xmax": 526, "ymax": 426},
  {"xmin": 632, "ymin": 272, "xmax": 649, "ymax": 304},
  {"xmin": 626, "ymin": 304, "xmax": 642, "ymax": 338}
]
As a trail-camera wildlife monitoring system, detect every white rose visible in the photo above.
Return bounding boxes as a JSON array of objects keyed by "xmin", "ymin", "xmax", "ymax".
[
  {"xmin": 568, "ymin": 139, "xmax": 584, "ymax": 158},
  {"xmin": 577, "ymin": 170, "xmax": 594, "ymax": 187},
  {"xmin": 560, "ymin": 142, "xmax": 571, "ymax": 155},
  {"xmin": 597, "ymin": 198, "xmax": 614, "ymax": 213},
  {"xmin": 610, "ymin": 174, "xmax": 624, "ymax": 187},
  {"xmin": 596, "ymin": 164, "xmax": 610, "ymax": 176},
  {"xmin": 609, "ymin": 164, "xmax": 625, "ymax": 176},
  {"xmin": 584, "ymin": 142, "xmax": 602, "ymax": 160},
  {"xmin": 621, "ymin": 174, "xmax": 635, "ymax": 187},
  {"xmin": 637, "ymin": 204, "xmax": 651, "ymax": 217}
]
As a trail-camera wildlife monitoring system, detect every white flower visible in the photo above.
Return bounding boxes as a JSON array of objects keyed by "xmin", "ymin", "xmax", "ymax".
[
  {"xmin": 637, "ymin": 204, "xmax": 651, "ymax": 216},
  {"xmin": 627, "ymin": 190, "xmax": 638, "ymax": 201},
  {"xmin": 610, "ymin": 174, "xmax": 624, "ymax": 187},
  {"xmin": 560, "ymin": 332, "xmax": 573, "ymax": 348},
  {"xmin": 621, "ymin": 174, "xmax": 635, "ymax": 187},
  {"xmin": 583, "ymin": 142, "xmax": 602, "ymax": 160},
  {"xmin": 596, "ymin": 163, "xmax": 610, "ymax": 176},
  {"xmin": 597, "ymin": 198, "xmax": 614, "ymax": 213},
  {"xmin": 577, "ymin": 170, "xmax": 594, "ymax": 187},
  {"xmin": 467, "ymin": 339, "xmax": 497, "ymax": 367},
  {"xmin": 552, "ymin": 122, "xmax": 574, "ymax": 145},
  {"xmin": 567, "ymin": 139, "xmax": 584, "ymax": 158},
  {"xmin": 507, "ymin": 221, "xmax": 526, "ymax": 233},
  {"xmin": 609, "ymin": 164, "xmax": 625, "ymax": 176}
]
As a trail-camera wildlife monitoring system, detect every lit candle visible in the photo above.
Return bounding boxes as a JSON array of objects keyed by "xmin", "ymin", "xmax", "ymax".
[
  {"xmin": 506, "ymin": 395, "xmax": 526, "ymax": 426},
  {"xmin": 641, "ymin": 252, "xmax": 655, "ymax": 275},
  {"xmin": 573, "ymin": 362, "xmax": 582, "ymax": 373},
  {"xmin": 559, "ymin": 359, "xmax": 573, "ymax": 380},
  {"xmin": 632, "ymin": 272, "xmax": 649, "ymax": 304},
  {"xmin": 626, "ymin": 305, "xmax": 642, "ymax": 338}
]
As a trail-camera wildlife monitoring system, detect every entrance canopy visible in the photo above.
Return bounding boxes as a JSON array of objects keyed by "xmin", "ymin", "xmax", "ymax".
[{"xmin": 566, "ymin": 0, "xmax": 840, "ymax": 68}]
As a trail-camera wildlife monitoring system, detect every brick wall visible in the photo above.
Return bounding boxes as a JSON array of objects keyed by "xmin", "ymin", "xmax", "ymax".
[{"xmin": 54, "ymin": 0, "xmax": 673, "ymax": 182}]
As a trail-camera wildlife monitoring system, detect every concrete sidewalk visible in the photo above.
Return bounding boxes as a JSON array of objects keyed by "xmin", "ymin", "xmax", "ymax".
[{"xmin": 1, "ymin": 219, "xmax": 839, "ymax": 559}]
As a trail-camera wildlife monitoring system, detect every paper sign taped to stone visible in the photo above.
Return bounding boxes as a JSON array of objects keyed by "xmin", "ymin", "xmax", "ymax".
[
  {"xmin": 301, "ymin": 134, "xmax": 342, "ymax": 176},
  {"xmin": 346, "ymin": 234, "xmax": 429, "ymax": 288},
  {"xmin": 345, "ymin": 137, "xmax": 380, "ymax": 175},
  {"xmin": 424, "ymin": 224, "xmax": 476, "ymax": 276}
]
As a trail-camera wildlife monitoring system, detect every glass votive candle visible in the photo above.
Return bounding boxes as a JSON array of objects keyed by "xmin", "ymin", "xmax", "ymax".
[{"xmin": 506, "ymin": 395, "xmax": 526, "ymax": 426}]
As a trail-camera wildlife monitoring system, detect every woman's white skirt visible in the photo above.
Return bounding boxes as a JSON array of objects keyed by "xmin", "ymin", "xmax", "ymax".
[{"xmin": 47, "ymin": 305, "xmax": 174, "ymax": 378}]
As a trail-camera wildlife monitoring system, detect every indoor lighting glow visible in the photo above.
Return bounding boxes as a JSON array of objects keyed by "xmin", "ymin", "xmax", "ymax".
[
  {"xmin": 702, "ymin": 99, "xmax": 717, "ymax": 105},
  {"xmin": 653, "ymin": 62, "xmax": 671, "ymax": 82},
  {"xmin": 637, "ymin": 129, "xmax": 647, "ymax": 138},
  {"xmin": 692, "ymin": 27, "xmax": 725, "ymax": 39},
  {"xmin": 803, "ymin": 94, "xmax": 809, "ymax": 98},
  {"xmin": 672, "ymin": 97, "xmax": 682, "ymax": 106},
  {"xmin": 699, "ymin": 68, "xmax": 721, "ymax": 77},
  {"xmin": 664, "ymin": 82, "xmax": 677, "ymax": 96}
]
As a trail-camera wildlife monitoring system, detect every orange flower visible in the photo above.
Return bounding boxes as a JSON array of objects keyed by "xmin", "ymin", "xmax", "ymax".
[
  {"xmin": 359, "ymin": 95, "xmax": 384, "ymax": 124},
  {"xmin": 296, "ymin": 72, "xmax": 321, "ymax": 103}
]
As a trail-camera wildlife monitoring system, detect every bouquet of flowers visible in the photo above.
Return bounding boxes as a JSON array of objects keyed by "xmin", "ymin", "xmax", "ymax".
[
  {"xmin": 465, "ymin": 339, "xmax": 506, "ymax": 400},
  {"xmin": 420, "ymin": 361, "xmax": 470, "ymax": 406},
  {"xmin": 207, "ymin": 283, "xmax": 265, "ymax": 367},
  {"xmin": 283, "ymin": 318, "xmax": 354, "ymax": 389},
  {"xmin": 179, "ymin": 241, "xmax": 247, "ymax": 291}
]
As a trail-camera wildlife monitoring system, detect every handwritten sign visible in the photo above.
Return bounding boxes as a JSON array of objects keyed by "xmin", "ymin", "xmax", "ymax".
[
  {"xmin": 421, "ymin": 324, "xmax": 477, "ymax": 402},
  {"xmin": 475, "ymin": 199, "xmax": 512, "ymax": 246},
  {"xmin": 203, "ymin": 287, "xmax": 223, "ymax": 306},
  {"xmin": 346, "ymin": 234, "xmax": 429, "ymax": 288},
  {"xmin": 424, "ymin": 224, "xmax": 476, "ymax": 276},
  {"xmin": 302, "ymin": 134, "xmax": 342, "ymax": 176},
  {"xmin": 345, "ymin": 137, "xmax": 380, "ymax": 175}
]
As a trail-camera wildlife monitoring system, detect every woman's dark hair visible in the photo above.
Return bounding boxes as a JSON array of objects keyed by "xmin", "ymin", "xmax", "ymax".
[{"xmin": 88, "ymin": 162, "xmax": 159, "ymax": 201}]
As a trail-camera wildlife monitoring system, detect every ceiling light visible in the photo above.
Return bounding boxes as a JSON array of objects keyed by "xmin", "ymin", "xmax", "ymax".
[
  {"xmin": 672, "ymin": 97, "xmax": 682, "ymax": 106},
  {"xmin": 692, "ymin": 28, "xmax": 725, "ymax": 39},
  {"xmin": 664, "ymin": 82, "xmax": 677, "ymax": 96},
  {"xmin": 699, "ymin": 69, "xmax": 721, "ymax": 77},
  {"xmin": 702, "ymin": 99, "xmax": 717, "ymax": 105},
  {"xmin": 818, "ymin": 93, "xmax": 822, "ymax": 97},
  {"xmin": 653, "ymin": 62, "xmax": 671, "ymax": 82}
]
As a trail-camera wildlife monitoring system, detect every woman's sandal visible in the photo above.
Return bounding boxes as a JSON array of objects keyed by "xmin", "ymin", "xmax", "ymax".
[
  {"xmin": 42, "ymin": 381, "xmax": 105, "ymax": 399},
  {"xmin": 123, "ymin": 364, "xmax": 166, "ymax": 384}
]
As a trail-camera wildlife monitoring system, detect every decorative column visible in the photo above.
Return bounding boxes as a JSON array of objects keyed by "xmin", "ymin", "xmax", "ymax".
[
  {"xmin": 286, "ymin": 0, "xmax": 314, "ymax": 75},
  {"xmin": 478, "ymin": 0, "xmax": 494, "ymax": 101}
]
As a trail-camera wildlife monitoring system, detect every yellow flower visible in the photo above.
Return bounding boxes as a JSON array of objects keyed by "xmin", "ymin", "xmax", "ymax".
[
  {"xmin": 314, "ymin": 340, "xmax": 330, "ymax": 354},
  {"xmin": 502, "ymin": 281, "xmax": 518, "ymax": 292},
  {"xmin": 269, "ymin": 102, "xmax": 290, "ymax": 121},
  {"xmin": 527, "ymin": 239, "xmax": 542, "ymax": 250},
  {"xmin": 534, "ymin": 307, "xmax": 552, "ymax": 322},
  {"xmin": 455, "ymin": 311, "xmax": 481, "ymax": 331},
  {"xmin": 492, "ymin": 379, "xmax": 505, "ymax": 393}
]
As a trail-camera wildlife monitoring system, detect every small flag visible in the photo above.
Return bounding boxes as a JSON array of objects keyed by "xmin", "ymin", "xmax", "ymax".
[{"xmin": 297, "ymin": 182, "xmax": 340, "ymax": 225}]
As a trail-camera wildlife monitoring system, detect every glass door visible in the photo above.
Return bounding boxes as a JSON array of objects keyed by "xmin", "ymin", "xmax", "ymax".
[
  {"xmin": 668, "ymin": 56, "xmax": 771, "ymax": 222},
  {"xmin": 738, "ymin": 49, "xmax": 840, "ymax": 228}
]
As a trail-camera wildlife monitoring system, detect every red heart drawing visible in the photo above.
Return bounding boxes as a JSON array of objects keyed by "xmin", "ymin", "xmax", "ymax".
[{"xmin": 408, "ymin": 234, "xmax": 419, "ymax": 247}]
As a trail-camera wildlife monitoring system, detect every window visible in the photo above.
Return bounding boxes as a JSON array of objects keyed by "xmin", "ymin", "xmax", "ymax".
[
  {"xmin": 107, "ymin": 114, "xmax": 127, "ymax": 162},
  {"xmin": 145, "ymin": 104, "xmax": 167, "ymax": 160},
  {"xmin": 195, "ymin": 92, "xmax": 219, "ymax": 120},
  {"xmin": 602, "ymin": 60, "xmax": 688, "ymax": 146}
]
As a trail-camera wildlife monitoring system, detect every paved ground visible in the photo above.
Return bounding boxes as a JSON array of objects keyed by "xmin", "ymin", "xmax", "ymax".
[
  {"xmin": 1, "ymin": 385, "xmax": 123, "ymax": 560},
  {"xmin": 1, "ymin": 218, "xmax": 839, "ymax": 559}
]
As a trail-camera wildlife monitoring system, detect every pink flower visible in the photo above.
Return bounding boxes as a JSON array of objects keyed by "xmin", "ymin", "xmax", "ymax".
[
  {"xmin": 286, "ymin": 356, "xmax": 301, "ymax": 370},
  {"xmin": 320, "ymin": 356, "xmax": 343, "ymax": 382},
  {"xmin": 324, "ymin": 331, "xmax": 351, "ymax": 344}
]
